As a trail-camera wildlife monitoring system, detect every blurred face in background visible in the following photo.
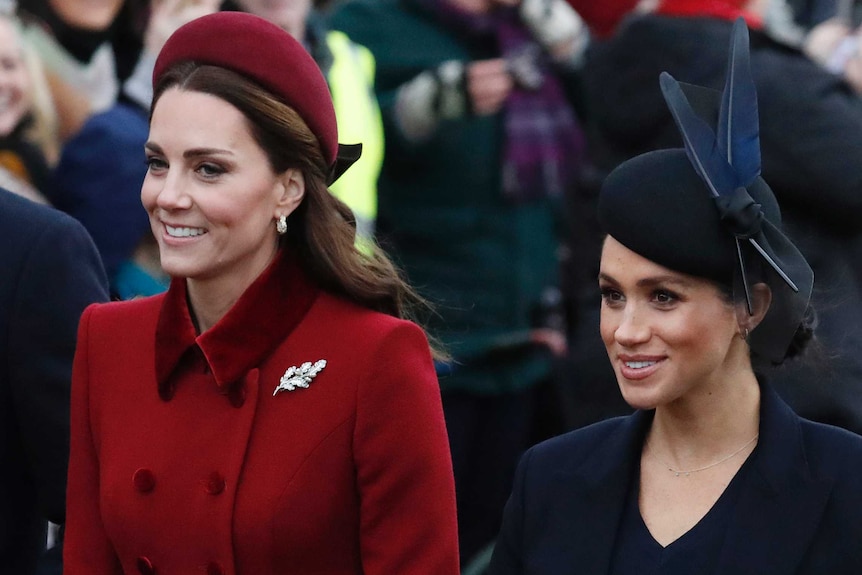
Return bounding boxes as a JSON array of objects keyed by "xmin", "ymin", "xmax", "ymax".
[
  {"xmin": 236, "ymin": 0, "xmax": 312, "ymax": 41},
  {"xmin": 0, "ymin": 17, "xmax": 32, "ymax": 137}
]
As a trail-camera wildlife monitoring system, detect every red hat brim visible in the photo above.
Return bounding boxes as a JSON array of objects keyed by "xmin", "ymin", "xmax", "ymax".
[{"xmin": 153, "ymin": 12, "xmax": 339, "ymax": 167}]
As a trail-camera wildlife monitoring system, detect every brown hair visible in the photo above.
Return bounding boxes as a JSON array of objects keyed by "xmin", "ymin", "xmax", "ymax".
[{"xmin": 153, "ymin": 63, "xmax": 446, "ymax": 359}]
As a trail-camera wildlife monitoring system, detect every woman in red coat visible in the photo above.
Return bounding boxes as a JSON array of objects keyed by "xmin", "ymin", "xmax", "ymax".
[{"xmin": 63, "ymin": 11, "xmax": 460, "ymax": 575}]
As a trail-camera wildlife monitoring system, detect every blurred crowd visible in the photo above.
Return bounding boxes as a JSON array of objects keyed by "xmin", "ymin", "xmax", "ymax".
[{"xmin": 4, "ymin": 0, "xmax": 862, "ymax": 571}]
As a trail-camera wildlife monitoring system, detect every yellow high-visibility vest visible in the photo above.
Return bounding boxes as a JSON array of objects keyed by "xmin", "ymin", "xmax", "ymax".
[{"xmin": 326, "ymin": 30, "xmax": 383, "ymax": 246}]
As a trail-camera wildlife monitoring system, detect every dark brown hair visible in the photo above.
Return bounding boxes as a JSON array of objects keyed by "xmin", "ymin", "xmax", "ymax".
[{"xmin": 153, "ymin": 62, "xmax": 445, "ymax": 359}]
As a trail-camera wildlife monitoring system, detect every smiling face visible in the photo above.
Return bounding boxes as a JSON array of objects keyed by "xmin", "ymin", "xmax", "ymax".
[
  {"xmin": 141, "ymin": 87, "xmax": 303, "ymax": 290},
  {"xmin": 0, "ymin": 17, "xmax": 32, "ymax": 137},
  {"xmin": 598, "ymin": 236, "xmax": 745, "ymax": 411}
]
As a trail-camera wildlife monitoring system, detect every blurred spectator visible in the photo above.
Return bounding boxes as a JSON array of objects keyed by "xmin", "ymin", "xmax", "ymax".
[
  {"xmin": 0, "ymin": 8, "xmax": 58, "ymax": 204},
  {"xmin": 17, "ymin": 0, "xmax": 148, "ymax": 139},
  {"xmin": 581, "ymin": 0, "xmax": 862, "ymax": 433},
  {"xmin": 331, "ymin": 0, "xmax": 587, "ymax": 563},
  {"xmin": 47, "ymin": 0, "xmax": 217, "ymax": 299},
  {"xmin": 794, "ymin": 1, "xmax": 862, "ymax": 93},
  {"xmin": 0, "ymin": 188, "xmax": 109, "ymax": 575}
]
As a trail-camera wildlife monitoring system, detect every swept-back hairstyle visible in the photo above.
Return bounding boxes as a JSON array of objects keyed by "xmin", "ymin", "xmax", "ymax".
[{"xmin": 152, "ymin": 63, "xmax": 444, "ymax": 358}]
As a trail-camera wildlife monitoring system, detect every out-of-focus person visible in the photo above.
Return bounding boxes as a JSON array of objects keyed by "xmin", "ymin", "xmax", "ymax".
[
  {"xmin": 0, "ymin": 187, "xmax": 109, "ymax": 575},
  {"xmin": 47, "ymin": 0, "xmax": 218, "ymax": 299},
  {"xmin": 16, "ymin": 0, "xmax": 147, "ymax": 139}
]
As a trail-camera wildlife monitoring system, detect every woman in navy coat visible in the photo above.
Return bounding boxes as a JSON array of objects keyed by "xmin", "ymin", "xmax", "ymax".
[
  {"xmin": 63, "ymin": 12, "xmax": 459, "ymax": 575},
  {"xmin": 489, "ymin": 20, "xmax": 862, "ymax": 574}
]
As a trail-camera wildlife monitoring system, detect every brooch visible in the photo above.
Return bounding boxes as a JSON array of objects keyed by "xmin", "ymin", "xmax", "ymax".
[{"xmin": 273, "ymin": 360, "xmax": 327, "ymax": 396}]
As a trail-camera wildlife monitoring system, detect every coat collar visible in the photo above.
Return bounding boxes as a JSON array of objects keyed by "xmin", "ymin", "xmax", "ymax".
[
  {"xmin": 559, "ymin": 382, "xmax": 832, "ymax": 575},
  {"xmin": 557, "ymin": 409, "xmax": 651, "ymax": 574},
  {"xmin": 715, "ymin": 383, "xmax": 833, "ymax": 575},
  {"xmin": 155, "ymin": 249, "xmax": 319, "ymax": 399}
]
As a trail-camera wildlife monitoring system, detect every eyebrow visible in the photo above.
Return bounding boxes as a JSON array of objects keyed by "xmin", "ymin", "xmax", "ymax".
[
  {"xmin": 144, "ymin": 142, "xmax": 234, "ymax": 159},
  {"xmin": 598, "ymin": 272, "xmax": 695, "ymax": 289}
]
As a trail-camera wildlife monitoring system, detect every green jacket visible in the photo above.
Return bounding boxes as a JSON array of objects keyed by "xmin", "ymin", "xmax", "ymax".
[{"xmin": 331, "ymin": 0, "xmax": 566, "ymax": 395}]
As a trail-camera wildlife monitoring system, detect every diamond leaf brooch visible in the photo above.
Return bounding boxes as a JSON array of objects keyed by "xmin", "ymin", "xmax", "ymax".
[{"xmin": 273, "ymin": 360, "xmax": 327, "ymax": 396}]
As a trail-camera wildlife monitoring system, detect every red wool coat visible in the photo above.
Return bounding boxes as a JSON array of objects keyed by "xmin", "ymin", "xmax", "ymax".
[{"xmin": 64, "ymin": 251, "xmax": 460, "ymax": 574}]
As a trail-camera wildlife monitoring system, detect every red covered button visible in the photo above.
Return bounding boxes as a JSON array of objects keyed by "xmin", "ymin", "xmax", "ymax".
[
  {"xmin": 136, "ymin": 556, "xmax": 155, "ymax": 574},
  {"xmin": 206, "ymin": 472, "xmax": 226, "ymax": 495},
  {"xmin": 228, "ymin": 384, "xmax": 246, "ymax": 408},
  {"xmin": 133, "ymin": 468, "xmax": 155, "ymax": 493},
  {"xmin": 207, "ymin": 562, "xmax": 226, "ymax": 575}
]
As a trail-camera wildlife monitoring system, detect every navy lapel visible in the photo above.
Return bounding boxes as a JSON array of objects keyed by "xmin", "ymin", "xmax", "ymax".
[
  {"xmin": 714, "ymin": 384, "xmax": 833, "ymax": 575},
  {"xmin": 555, "ymin": 411, "xmax": 652, "ymax": 574}
]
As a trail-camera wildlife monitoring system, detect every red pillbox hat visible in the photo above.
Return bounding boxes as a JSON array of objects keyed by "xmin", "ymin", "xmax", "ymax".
[{"xmin": 153, "ymin": 11, "xmax": 339, "ymax": 167}]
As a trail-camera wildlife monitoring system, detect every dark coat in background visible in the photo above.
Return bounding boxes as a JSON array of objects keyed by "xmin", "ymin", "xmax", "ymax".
[
  {"xmin": 489, "ymin": 383, "xmax": 862, "ymax": 574},
  {"xmin": 0, "ymin": 189, "xmax": 108, "ymax": 574},
  {"xmin": 581, "ymin": 14, "xmax": 862, "ymax": 433}
]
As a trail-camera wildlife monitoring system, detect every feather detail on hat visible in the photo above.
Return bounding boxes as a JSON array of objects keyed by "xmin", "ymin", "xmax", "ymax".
[
  {"xmin": 718, "ymin": 18, "xmax": 760, "ymax": 185},
  {"xmin": 658, "ymin": 18, "xmax": 814, "ymax": 363}
]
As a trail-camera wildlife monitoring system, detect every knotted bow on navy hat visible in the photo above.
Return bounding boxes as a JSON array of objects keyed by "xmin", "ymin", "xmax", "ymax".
[{"xmin": 598, "ymin": 18, "xmax": 814, "ymax": 364}]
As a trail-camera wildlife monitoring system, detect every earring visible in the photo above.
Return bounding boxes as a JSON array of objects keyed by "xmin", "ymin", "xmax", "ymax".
[
  {"xmin": 739, "ymin": 327, "xmax": 750, "ymax": 340},
  {"xmin": 276, "ymin": 214, "xmax": 287, "ymax": 235}
]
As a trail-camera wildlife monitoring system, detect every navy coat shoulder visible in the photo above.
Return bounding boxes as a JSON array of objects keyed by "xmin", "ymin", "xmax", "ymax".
[
  {"xmin": 489, "ymin": 383, "xmax": 862, "ymax": 574},
  {"xmin": 0, "ymin": 189, "xmax": 109, "ymax": 574}
]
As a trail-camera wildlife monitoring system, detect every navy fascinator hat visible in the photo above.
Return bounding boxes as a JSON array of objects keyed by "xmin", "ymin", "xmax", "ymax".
[{"xmin": 598, "ymin": 19, "xmax": 814, "ymax": 364}]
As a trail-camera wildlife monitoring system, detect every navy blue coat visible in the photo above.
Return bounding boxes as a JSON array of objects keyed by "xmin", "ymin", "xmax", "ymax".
[
  {"xmin": 0, "ymin": 189, "xmax": 109, "ymax": 574},
  {"xmin": 489, "ymin": 383, "xmax": 862, "ymax": 574}
]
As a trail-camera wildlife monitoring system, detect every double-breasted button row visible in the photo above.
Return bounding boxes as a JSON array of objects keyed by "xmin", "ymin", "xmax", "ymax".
[
  {"xmin": 133, "ymin": 468, "xmax": 155, "ymax": 493},
  {"xmin": 133, "ymin": 469, "xmax": 226, "ymax": 495}
]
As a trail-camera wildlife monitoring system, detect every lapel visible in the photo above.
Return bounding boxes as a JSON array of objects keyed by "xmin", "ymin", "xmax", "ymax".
[
  {"xmin": 555, "ymin": 411, "xmax": 653, "ymax": 574},
  {"xmin": 154, "ymin": 249, "xmax": 320, "ymax": 399},
  {"xmin": 714, "ymin": 383, "xmax": 833, "ymax": 575}
]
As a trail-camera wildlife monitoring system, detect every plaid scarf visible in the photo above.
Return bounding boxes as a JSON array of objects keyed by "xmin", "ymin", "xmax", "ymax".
[{"xmin": 410, "ymin": 0, "xmax": 585, "ymax": 203}]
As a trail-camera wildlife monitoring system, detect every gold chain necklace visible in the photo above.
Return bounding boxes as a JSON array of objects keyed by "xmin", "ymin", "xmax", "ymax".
[{"xmin": 653, "ymin": 434, "xmax": 759, "ymax": 477}]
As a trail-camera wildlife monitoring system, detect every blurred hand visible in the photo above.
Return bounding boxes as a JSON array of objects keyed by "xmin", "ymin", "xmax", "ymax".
[
  {"xmin": 517, "ymin": 0, "xmax": 588, "ymax": 63},
  {"xmin": 530, "ymin": 328, "xmax": 569, "ymax": 358},
  {"xmin": 843, "ymin": 46, "xmax": 862, "ymax": 95},
  {"xmin": 144, "ymin": 0, "xmax": 221, "ymax": 57},
  {"xmin": 466, "ymin": 58, "xmax": 514, "ymax": 116},
  {"xmin": 803, "ymin": 18, "xmax": 852, "ymax": 67}
]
